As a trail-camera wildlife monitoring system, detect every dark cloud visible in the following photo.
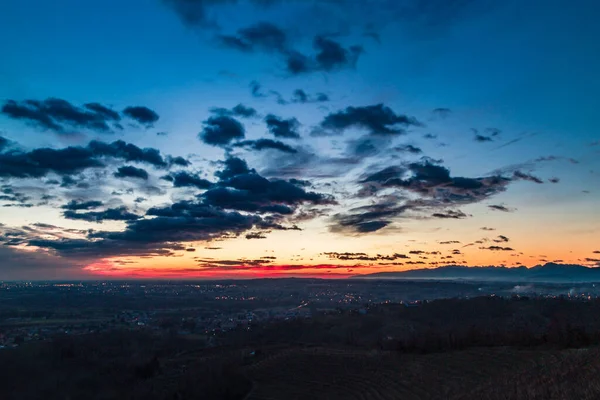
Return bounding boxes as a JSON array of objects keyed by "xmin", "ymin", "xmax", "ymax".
[
  {"xmin": 171, "ymin": 171, "xmax": 213, "ymax": 189},
  {"xmin": 513, "ymin": 170, "xmax": 544, "ymax": 184},
  {"xmin": 250, "ymin": 80, "xmax": 267, "ymax": 98},
  {"xmin": 474, "ymin": 134, "xmax": 493, "ymax": 142},
  {"xmin": 87, "ymin": 140, "xmax": 168, "ymax": 167},
  {"xmin": 122, "ymin": 106, "xmax": 160, "ymax": 127},
  {"xmin": 114, "ymin": 165, "xmax": 149, "ymax": 180},
  {"xmin": 292, "ymin": 89, "xmax": 308, "ymax": 103},
  {"xmin": 48, "ymin": 203, "xmax": 288, "ymax": 258},
  {"xmin": 493, "ymin": 235, "xmax": 509, "ymax": 243},
  {"xmin": 217, "ymin": 28, "xmax": 362, "ymax": 76},
  {"xmin": 224, "ymin": 30, "xmax": 363, "ymax": 76},
  {"xmin": 259, "ymin": 146, "xmax": 365, "ymax": 180},
  {"xmin": 193, "ymin": 257, "xmax": 293, "ymax": 270},
  {"xmin": 203, "ymin": 186, "xmax": 290, "ymax": 215},
  {"xmin": 439, "ymin": 240, "xmax": 461, "ymax": 244},
  {"xmin": 481, "ymin": 246, "xmax": 514, "ymax": 251},
  {"xmin": 61, "ymin": 200, "xmax": 103, "ymax": 211},
  {"xmin": 215, "ymin": 156, "xmax": 255, "ymax": 180},
  {"xmin": 432, "ymin": 108, "xmax": 451, "ymax": 118},
  {"xmin": 60, "ymin": 176, "xmax": 84, "ymax": 188},
  {"xmin": 84, "ymin": 103, "xmax": 121, "ymax": 121},
  {"xmin": 335, "ymin": 160, "xmax": 515, "ymax": 234},
  {"xmin": 432, "ymin": 210, "xmax": 467, "ymax": 219},
  {"xmin": 0, "ymin": 186, "xmax": 32, "ymax": 206},
  {"xmin": 395, "ymin": 144, "xmax": 423, "ymax": 154},
  {"xmin": 167, "ymin": 156, "xmax": 191, "ymax": 167},
  {"xmin": 203, "ymin": 165, "xmax": 335, "ymax": 214},
  {"xmin": 63, "ymin": 206, "xmax": 140, "ymax": 223},
  {"xmin": 219, "ymin": 35, "xmax": 252, "ymax": 51},
  {"xmin": 0, "ymin": 136, "xmax": 9, "ymax": 152},
  {"xmin": 246, "ymin": 232, "xmax": 267, "ymax": 239},
  {"xmin": 313, "ymin": 35, "xmax": 363, "ymax": 71},
  {"xmin": 286, "ymin": 51, "xmax": 312, "ymax": 74},
  {"xmin": 287, "ymin": 178, "xmax": 310, "ymax": 187},
  {"xmin": 0, "ymin": 146, "xmax": 103, "ymax": 178},
  {"xmin": 30, "ymin": 223, "xmax": 59, "ymax": 229},
  {"xmin": 28, "ymin": 209, "xmax": 259, "ymax": 259},
  {"xmin": 549, "ymin": 177, "xmax": 560, "ymax": 184},
  {"xmin": 232, "ymin": 138, "xmax": 297, "ymax": 153},
  {"xmin": 0, "ymin": 139, "xmax": 178, "ymax": 179},
  {"xmin": 218, "ymin": 22, "xmax": 287, "ymax": 52},
  {"xmin": 488, "ymin": 204, "xmax": 513, "ymax": 212},
  {"xmin": 361, "ymin": 166, "xmax": 406, "ymax": 184},
  {"xmin": 269, "ymin": 90, "xmax": 288, "ymax": 105},
  {"xmin": 486, "ymin": 128, "xmax": 502, "ymax": 137},
  {"xmin": 362, "ymin": 160, "xmax": 512, "ymax": 205},
  {"xmin": 316, "ymin": 104, "xmax": 422, "ymax": 136},
  {"xmin": 291, "ymin": 89, "xmax": 329, "ymax": 104},
  {"xmin": 181, "ymin": 4, "xmax": 363, "ymax": 75},
  {"xmin": 210, "ymin": 103, "xmax": 258, "ymax": 118},
  {"xmin": 324, "ymin": 252, "xmax": 409, "ymax": 261},
  {"xmin": 200, "ymin": 115, "xmax": 245, "ymax": 146},
  {"xmin": 481, "ymin": 227, "xmax": 496, "ymax": 231},
  {"xmin": 0, "ymin": 191, "xmax": 27, "ymax": 202},
  {"xmin": 492, "ymin": 132, "xmax": 539, "ymax": 151},
  {"xmin": 264, "ymin": 114, "xmax": 301, "ymax": 139},
  {"xmin": 315, "ymin": 93, "xmax": 330, "ymax": 102},
  {"xmin": 22, "ymin": 156, "xmax": 333, "ymax": 259},
  {"xmin": 330, "ymin": 201, "xmax": 408, "ymax": 234},
  {"xmin": 1, "ymin": 98, "xmax": 121, "ymax": 134},
  {"xmin": 3, "ymin": 203, "xmax": 34, "ymax": 208},
  {"xmin": 163, "ymin": 0, "xmax": 231, "ymax": 28},
  {"xmin": 165, "ymin": 0, "xmax": 486, "ymax": 36},
  {"xmin": 285, "ymin": 36, "xmax": 363, "ymax": 75},
  {"xmin": 0, "ymin": 195, "xmax": 32, "ymax": 206},
  {"xmin": 345, "ymin": 137, "xmax": 387, "ymax": 159},
  {"xmin": 473, "ymin": 127, "xmax": 501, "ymax": 143},
  {"xmin": 493, "ymin": 137, "xmax": 523, "ymax": 150}
]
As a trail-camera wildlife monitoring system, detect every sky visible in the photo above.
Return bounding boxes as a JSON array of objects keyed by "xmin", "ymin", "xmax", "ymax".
[{"xmin": 0, "ymin": 0, "xmax": 598, "ymax": 280}]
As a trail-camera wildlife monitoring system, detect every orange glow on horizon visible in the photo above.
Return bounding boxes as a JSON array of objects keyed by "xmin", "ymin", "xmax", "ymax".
[{"xmin": 82, "ymin": 250, "xmax": 598, "ymax": 280}]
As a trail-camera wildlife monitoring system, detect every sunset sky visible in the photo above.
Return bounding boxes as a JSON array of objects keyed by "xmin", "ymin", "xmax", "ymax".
[{"xmin": 0, "ymin": 0, "xmax": 599, "ymax": 280}]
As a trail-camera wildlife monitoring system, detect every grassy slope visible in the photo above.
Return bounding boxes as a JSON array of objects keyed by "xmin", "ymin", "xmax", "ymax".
[{"xmin": 244, "ymin": 346, "xmax": 600, "ymax": 400}]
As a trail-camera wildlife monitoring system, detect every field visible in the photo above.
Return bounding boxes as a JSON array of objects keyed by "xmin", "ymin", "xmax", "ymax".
[
  {"xmin": 4, "ymin": 296, "xmax": 600, "ymax": 399},
  {"xmin": 241, "ymin": 346, "xmax": 600, "ymax": 400},
  {"xmin": 3, "ymin": 334, "xmax": 600, "ymax": 400}
]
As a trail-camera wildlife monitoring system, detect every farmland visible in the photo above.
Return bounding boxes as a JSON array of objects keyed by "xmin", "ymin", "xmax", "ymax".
[
  {"xmin": 243, "ymin": 346, "xmax": 599, "ymax": 400},
  {"xmin": 3, "ymin": 293, "xmax": 600, "ymax": 399}
]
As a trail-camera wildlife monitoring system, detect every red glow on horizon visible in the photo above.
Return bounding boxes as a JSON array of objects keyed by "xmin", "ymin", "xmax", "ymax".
[
  {"xmin": 84, "ymin": 261, "xmax": 356, "ymax": 279},
  {"xmin": 82, "ymin": 254, "xmax": 595, "ymax": 280}
]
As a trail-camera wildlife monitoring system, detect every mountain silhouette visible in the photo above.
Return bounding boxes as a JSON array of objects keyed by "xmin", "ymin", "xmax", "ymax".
[{"xmin": 354, "ymin": 263, "xmax": 600, "ymax": 282}]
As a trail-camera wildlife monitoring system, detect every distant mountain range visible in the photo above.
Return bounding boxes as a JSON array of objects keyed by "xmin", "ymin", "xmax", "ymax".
[{"xmin": 353, "ymin": 263, "xmax": 600, "ymax": 283}]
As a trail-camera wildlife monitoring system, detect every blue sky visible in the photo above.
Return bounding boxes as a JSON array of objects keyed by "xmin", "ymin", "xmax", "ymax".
[{"xmin": 0, "ymin": 0, "xmax": 598, "ymax": 279}]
